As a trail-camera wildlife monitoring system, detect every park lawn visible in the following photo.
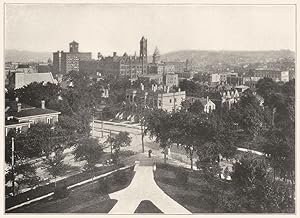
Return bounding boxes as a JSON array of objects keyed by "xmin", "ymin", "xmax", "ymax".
[
  {"xmin": 9, "ymin": 168, "xmax": 135, "ymax": 213},
  {"xmin": 134, "ymin": 200, "xmax": 163, "ymax": 213},
  {"xmin": 153, "ymin": 163, "xmax": 231, "ymax": 213}
]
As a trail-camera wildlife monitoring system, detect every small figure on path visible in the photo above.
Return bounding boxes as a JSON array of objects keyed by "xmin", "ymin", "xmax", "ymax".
[{"xmin": 148, "ymin": 149, "xmax": 152, "ymax": 158}]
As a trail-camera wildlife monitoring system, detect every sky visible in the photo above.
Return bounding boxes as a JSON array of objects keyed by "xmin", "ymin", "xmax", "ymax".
[{"xmin": 5, "ymin": 4, "xmax": 296, "ymax": 57}]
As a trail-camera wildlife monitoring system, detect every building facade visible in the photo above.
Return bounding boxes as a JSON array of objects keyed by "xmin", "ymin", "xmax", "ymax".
[
  {"xmin": 53, "ymin": 41, "xmax": 92, "ymax": 75},
  {"xmin": 79, "ymin": 37, "xmax": 148, "ymax": 78},
  {"xmin": 5, "ymin": 99, "xmax": 61, "ymax": 136},
  {"xmin": 163, "ymin": 73, "xmax": 179, "ymax": 87},
  {"xmin": 186, "ymin": 96, "xmax": 216, "ymax": 113},
  {"xmin": 125, "ymin": 84, "xmax": 186, "ymax": 112},
  {"xmin": 253, "ymin": 69, "xmax": 289, "ymax": 82}
]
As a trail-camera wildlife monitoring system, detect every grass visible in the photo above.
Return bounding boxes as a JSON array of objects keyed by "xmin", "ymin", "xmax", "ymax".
[
  {"xmin": 5, "ymin": 164, "xmax": 122, "ymax": 210},
  {"xmin": 134, "ymin": 200, "xmax": 163, "ymax": 213},
  {"xmin": 8, "ymin": 167, "xmax": 135, "ymax": 213},
  {"xmin": 154, "ymin": 163, "xmax": 231, "ymax": 213}
]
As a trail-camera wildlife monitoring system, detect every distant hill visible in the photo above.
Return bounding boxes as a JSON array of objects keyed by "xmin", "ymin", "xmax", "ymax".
[
  {"xmin": 5, "ymin": 49, "xmax": 295, "ymax": 67},
  {"xmin": 161, "ymin": 50, "xmax": 295, "ymax": 68},
  {"xmin": 5, "ymin": 49, "xmax": 52, "ymax": 63}
]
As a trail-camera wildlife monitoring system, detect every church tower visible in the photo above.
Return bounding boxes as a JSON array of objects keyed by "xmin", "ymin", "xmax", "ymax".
[
  {"xmin": 139, "ymin": 36, "xmax": 147, "ymax": 61},
  {"xmin": 139, "ymin": 36, "xmax": 148, "ymax": 74},
  {"xmin": 152, "ymin": 46, "xmax": 160, "ymax": 64}
]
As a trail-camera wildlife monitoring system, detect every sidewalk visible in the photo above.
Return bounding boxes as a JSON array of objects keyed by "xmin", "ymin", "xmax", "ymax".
[{"xmin": 109, "ymin": 155, "xmax": 191, "ymax": 214}]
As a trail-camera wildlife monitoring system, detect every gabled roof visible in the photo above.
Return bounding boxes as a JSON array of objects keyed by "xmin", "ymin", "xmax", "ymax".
[
  {"xmin": 11, "ymin": 107, "xmax": 60, "ymax": 118},
  {"xmin": 6, "ymin": 100, "xmax": 61, "ymax": 119}
]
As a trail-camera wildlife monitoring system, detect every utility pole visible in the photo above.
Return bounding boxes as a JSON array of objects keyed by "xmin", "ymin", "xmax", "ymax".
[
  {"xmin": 141, "ymin": 122, "xmax": 145, "ymax": 153},
  {"xmin": 173, "ymin": 92, "xmax": 176, "ymax": 111},
  {"xmin": 109, "ymin": 130, "xmax": 113, "ymax": 159},
  {"xmin": 272, "ymin": 107, "xmax": 276, "ymax": 127},
  {"xmin": 101, "ymin": 111, "xmax": 104, "ymax": 138},
  {"xmin": 11, "ymin": 137, "xmax": 15, "ymax": 196},
  {"xmin": 190, "ymin": 146, "xmax": 194, "ymax": 171},
  {"xmin": 92, "ymin": 115, "xmax": 94, "ymax": 137}
]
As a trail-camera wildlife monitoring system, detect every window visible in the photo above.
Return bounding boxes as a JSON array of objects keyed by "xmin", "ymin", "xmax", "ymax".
[
  {"xmin": 158, "ymin": 100, "xmax": 161, "ymax": 106},
  {"xmin": 47, "ymin": 117, "xmax": 52, "ymax": 124},
  {"xmin": 169, "ymin": 99, "xmax": 172, "ymax": 103},
  {"xmin": 174, "ymin": 98, "xmax": 177, "ymax": 102}
]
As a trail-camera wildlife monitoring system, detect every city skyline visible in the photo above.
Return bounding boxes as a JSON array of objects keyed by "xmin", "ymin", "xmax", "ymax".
[{"xmin": 5, "ymin": 4, "xmax": 295, "ymax": 57}]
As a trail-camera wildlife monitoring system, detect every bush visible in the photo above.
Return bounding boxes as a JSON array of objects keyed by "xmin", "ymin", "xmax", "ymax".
[
  {"xmin": 97, "ymin": 178, "xmax": 109, "ymax": 194},
  {"xmin": 53, "ymin": 185, "xmax": 70, "ymax": 200},
  {"xmin": 175, "ymin": 169, "xmax": 189, "ymax": 185}
]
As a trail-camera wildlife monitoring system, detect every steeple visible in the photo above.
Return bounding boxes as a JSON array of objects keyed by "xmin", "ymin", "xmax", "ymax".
[{"xmin": 152, "ymin": 46, "xmax": 160, "ymax": 64}]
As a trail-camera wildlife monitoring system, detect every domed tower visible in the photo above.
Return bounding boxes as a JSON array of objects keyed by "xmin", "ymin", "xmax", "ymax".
[
  {"xmin": 152, "ymin": 46, "xmax": 160, "ymax": 64},
  {"xmin": 69, "ymin": 41, "xmax": 79, "ymax": 53}
]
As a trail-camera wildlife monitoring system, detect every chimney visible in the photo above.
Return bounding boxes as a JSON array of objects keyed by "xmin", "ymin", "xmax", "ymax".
[
  {"xmin": 41, "ymin": 100, "xmax": 45, "ymax": 109},
  {"xmin": 141, "ymin": 83, "xmax": 144, "ymax": 91},
  {"xmin": 113, "ymin": 52, "xmax": 117, "ymax": 57},
  {"xmin": 167, "ymin": 86, "xmax": 170, "ymax": 93},
  {"xmin": 15, "ymin": 97, "xmax": 19, "ymax": 102},
  {"xmin": 178, "ymin": 88, "xmax": 181, "ymax": 92},
  {"xmin": 151, "ymin": 84, "xmax": 154, "ymax": 91},
  {"xmin": 17, "ymin": 103, "xmax": 22, "ymax": 112}
]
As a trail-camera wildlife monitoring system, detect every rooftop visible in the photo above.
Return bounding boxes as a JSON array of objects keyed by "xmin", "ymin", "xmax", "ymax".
[{"xmin": 11, "ymin": 107, "xmax": 60, "ymax": 118}]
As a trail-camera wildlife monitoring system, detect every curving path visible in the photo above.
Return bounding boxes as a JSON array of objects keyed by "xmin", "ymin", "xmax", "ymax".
[{"xmin": 109, "ymin": 157, "xmax": 191, "ymax": 214}]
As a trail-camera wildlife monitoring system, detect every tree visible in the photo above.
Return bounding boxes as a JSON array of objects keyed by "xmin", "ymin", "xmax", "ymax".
[
  {"xmin": 112, "ymin": 131, "xmax": 132, "ymax": 148},
  {"xmin": 261, "ymin": 128, "xmax": 294, "ymax": 183},
  {"xmin": 144, "ymin": 109, "xmax": 173, "ymax": 163},
  {"xmin": 42, "ymin": 147, "xmax": 70, "ymax": 188},
  {"xmin": 226, "ymin": 90, "xmax": 271, "ymax": 142},
  {"xmin": 187, "ymin": 100, "xmax": 204, "ymax": 114},
  {"xmin": 16, "ymin": 82, "xmax": 61, "ymax": 109},
  {"xmin": 256, "ymin": 77, "xmax": 278, "ymax": 102},
  {"xmin": 23, "ymin": 123, "xmax": 67, "ymax": 157},
  {"xmin": 224, "ymin": 152, "xmax": 295, "ymax": 213},
  {"xmin": 105, "ymin": 132, "xmax": 131, "ymax": 164},
  {"xmin": 8, "ymin": 123, "xmax": 75, "ymax": 189},
  {"xmin": 73, "ymin": 137, "xmax": 104, "ymax": 175},
  {"xmin": 5, "ymin": 130, "xmax": 40, "ymax": 196},
  {"xmin": 5, "ymin": 163, "xmax": 40, "ymax": 196}
]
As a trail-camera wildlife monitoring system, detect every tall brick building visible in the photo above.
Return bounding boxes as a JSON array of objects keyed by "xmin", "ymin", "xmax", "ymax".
[
  {"xmin": 79, "ymin": 36, "xmax": 148, "ymax": 78},
  {"xmin": 53, "ymin": 41, "xmax": 92, "ymax": 75}
]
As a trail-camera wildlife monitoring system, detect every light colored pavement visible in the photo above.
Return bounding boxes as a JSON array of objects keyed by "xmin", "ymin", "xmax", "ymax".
[{"xmin": 108, "ymin": 155, "xmax": 192, "ymax": 214}]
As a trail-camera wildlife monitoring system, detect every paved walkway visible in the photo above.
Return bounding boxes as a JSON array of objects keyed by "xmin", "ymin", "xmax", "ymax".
[{"xmin": 108, "ymin": 156, "xmax": 191, "ymax": 214}]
